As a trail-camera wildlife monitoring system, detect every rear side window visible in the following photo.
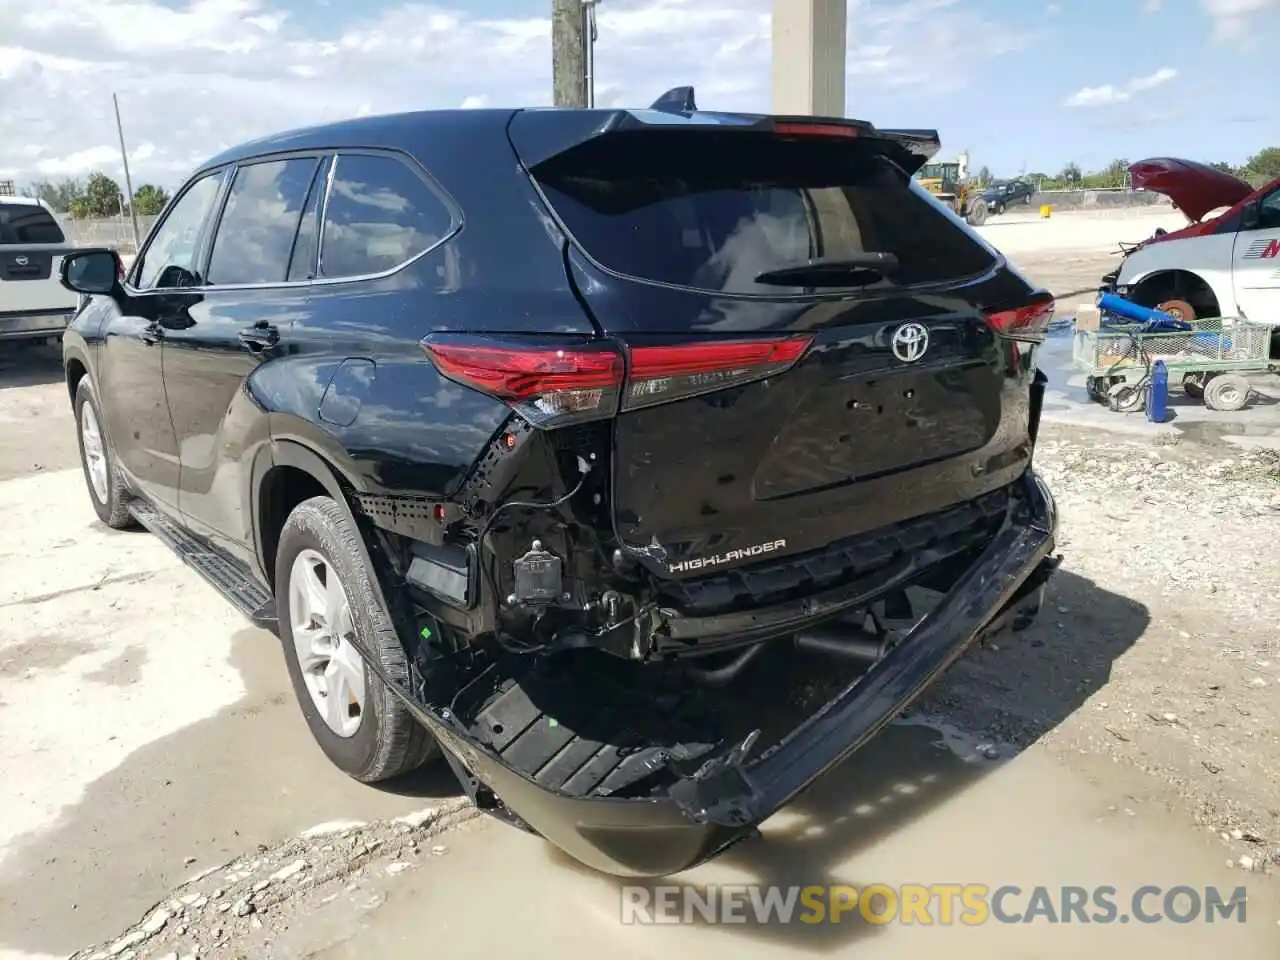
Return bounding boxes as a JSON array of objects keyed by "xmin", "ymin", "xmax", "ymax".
[
  {"xmin": 319, "ymin": 154, "xmax": 452, "ymax": 279},
  {"xmin": 0, "ymin": 202, "xmax": 65, "ymax": 244},
  {"xmin": 531, "ymin": 132, "xmax": 998, "ymax": 295},
  {"xmin": 206, "ymin": 157, "xmax": 322, "ymax": 285}
]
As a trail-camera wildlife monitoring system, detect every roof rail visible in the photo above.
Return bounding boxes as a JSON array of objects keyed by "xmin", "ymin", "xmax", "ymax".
[{"xmin": 649, "ymin": 86, "xmax": 697, "ymax": 116}]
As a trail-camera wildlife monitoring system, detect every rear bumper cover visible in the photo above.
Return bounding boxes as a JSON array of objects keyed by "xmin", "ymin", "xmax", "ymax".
[{"xmin": 396, "ymin": 470, "xmax": 1058, "ymax": 877}]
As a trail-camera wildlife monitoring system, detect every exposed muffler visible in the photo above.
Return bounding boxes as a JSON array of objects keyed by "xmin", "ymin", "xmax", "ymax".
[
  {"xmin": 792, "ymin": 626, "xmax": 892, "ymax": 664},
  {"xmin": 793, "ymin": 600, "xmax": 908, "ymax": 664}
]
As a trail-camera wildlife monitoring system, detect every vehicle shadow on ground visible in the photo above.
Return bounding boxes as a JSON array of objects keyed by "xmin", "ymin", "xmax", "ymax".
[
  {"xmin": 0, "ymin": 340, "xmax": 64, "ymax": 389},
  {"xmin": 549, "ymin": 568, "xmax": 1149, "ymax": 951},
  {"xmin": 0, "ymin": 627, "xmax": 464, "ymax": 959}
]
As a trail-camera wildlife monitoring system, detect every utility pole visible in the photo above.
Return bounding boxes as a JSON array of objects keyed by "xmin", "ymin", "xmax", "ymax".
[
  {"xmin": 552, "ymin": 0, "xmax": 586, "ymax": 107},
  {"xmin": 582, "ymin": 0, "xmax": 599, "ymax": 107},
  {"xmin": 112, "ymin": 93, "xmax": 141, "ymax": 252},
  {"xmin": 772, "ymin": 0, "xmax": 847, "ymax": 117}
]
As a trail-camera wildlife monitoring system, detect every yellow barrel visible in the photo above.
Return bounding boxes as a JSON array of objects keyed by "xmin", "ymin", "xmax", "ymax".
[{"xmin": 1040, "ymin": 204, "xmax": 1052, "ymax": 219}]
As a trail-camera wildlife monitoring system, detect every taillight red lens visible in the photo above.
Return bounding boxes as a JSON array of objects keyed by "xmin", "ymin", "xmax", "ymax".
[
  {"xmin": 423, "ymin": 338, "xmax": 623, "ymax": 427},
  {"xmin": 625, "ymin": 336, "xmax": 812, "ymax": 410},
  {"xmin": 422, "ymin": 334, "xmax": 813, "ymax": 426},
  {"xmin": 986, "ymin": 299, "xmax": 1055, "ymax": 340}
]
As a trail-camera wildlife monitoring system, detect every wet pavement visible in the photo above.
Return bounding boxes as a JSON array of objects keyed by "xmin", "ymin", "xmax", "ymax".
[{"xmin": 297, "ymin": 718, "xmax": 1280, "ymax": 960}]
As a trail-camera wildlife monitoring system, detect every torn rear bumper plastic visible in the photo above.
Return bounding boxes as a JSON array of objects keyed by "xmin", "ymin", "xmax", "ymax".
[{"xmin": 391, "ymin": 471, "xmax": 1058, "ymax": 877}]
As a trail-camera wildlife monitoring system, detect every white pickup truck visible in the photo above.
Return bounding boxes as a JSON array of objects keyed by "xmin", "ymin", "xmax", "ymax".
[{"xmin": 0, "ymin": 196, "xmax": 83, "ymax": 343}]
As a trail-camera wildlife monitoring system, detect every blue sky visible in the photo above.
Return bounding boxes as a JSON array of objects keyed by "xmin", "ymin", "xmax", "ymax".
[{"xmin": 1, "ymin": 0, "xmax": 1276, "ymax": 188}]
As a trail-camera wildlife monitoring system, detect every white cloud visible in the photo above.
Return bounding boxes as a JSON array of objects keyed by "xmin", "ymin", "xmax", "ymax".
[
  {"xmin": 1202, "ymin": 0, "xmax": 1278, "ymax": 39},
  {"xmin": 1045, "ymin": 3, "xmax": 1062, "ymax": 15},
  {"xmin": 1143, "ymin": 0, "xmax": 1163, "ymax": 11},
  {"xmin": 459, "ymin": 94, "xmax": 489, "ymax": 109},
  {"xmin": 0, "ymin": 0, "xmax": 1032, "ymax": 187},
  {"xmin": 35, "ymin": 146, "xmax": 122, "ymax": 177},
  {"xmin": 1128, "ymin": 66, "xmax": 1177, "ymax": 91},
  {"xmin": 1063, "ymin": 66, "xmax": 1177, "ymax": 107}
]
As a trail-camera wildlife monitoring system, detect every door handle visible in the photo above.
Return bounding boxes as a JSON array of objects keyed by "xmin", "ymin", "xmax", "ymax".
[
  {"xmin": 140, "ymin": 322, "xmax": 162, "ymax": 346},
  {"xmin": 238, "ymin": 322, "xmax": 280, "ymax": 353}
]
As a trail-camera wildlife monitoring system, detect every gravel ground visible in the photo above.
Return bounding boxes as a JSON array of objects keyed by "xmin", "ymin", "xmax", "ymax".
[
  {"xmin": 27, "ymin": 244, "xmax": 1280, "ymax": 957},
  {"xmin": 918, "ymin": 424, "xmax": 1280, "ymax": 873},
  {"xmin": 64, "ymin": 801, "xmax": 482, "ymax": 960},
  {"xmin": 62, "ymin": 421, "xmax": 1280, "ymax": 959}
]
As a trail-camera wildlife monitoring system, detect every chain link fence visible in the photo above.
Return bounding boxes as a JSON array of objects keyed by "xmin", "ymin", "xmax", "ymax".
[{"xmin": 58, "ymin": 216, "xmax": 158, "ymax": 254}]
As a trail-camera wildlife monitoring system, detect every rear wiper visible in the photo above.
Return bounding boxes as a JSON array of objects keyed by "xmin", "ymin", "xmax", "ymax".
[{"xmin": 754, "ymin": 252, "xmax": 900, "ymax": 287}]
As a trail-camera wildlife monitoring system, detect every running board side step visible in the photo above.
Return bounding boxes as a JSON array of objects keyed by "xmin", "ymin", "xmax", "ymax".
[{"xmin": 127, "ymin": 500, "xmax": 278, "ymax": 631}]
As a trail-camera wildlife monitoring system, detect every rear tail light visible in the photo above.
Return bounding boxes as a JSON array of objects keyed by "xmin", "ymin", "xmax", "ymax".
[
  {"xmin": 624, "ymin": 337, "xmax": 811, "ymax": 410},
  {"xmin": 986, "ymin": 298, "xmax": 1055, "ymax": 341},
  {"xmin": 422, "ymin": 337, "xmax": 622, "ymax": 427},
  {"xmin": 422, "ymin": 334, "xmax": 813, "ymax": 427}
]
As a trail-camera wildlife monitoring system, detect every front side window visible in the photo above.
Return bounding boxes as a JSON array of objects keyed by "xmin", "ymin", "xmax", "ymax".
[
  {"xmin": 319, "ymin": 154, "xmax": 452, "ymax": 279},
  {"xmin": 206, "ymin": 157, "xmax": 321, "ymax": 286},
  {"xmin": 135, "ymin": 173, "xmax": 224, "ymax": 290}
]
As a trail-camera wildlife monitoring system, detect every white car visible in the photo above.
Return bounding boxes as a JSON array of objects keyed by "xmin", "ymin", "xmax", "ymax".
[
  {"xmin": 0, "ymin": 196, "xmax": 84, "ymax": 343},
  {"xmin": 1109, "ymin": 158, "xmax": 1280, "ymax": 333}
]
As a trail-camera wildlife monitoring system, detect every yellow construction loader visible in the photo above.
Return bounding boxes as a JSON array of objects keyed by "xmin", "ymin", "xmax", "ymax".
[{"xmin": 915, "ymin": 153, "xmax": 989, "ymax": 226}]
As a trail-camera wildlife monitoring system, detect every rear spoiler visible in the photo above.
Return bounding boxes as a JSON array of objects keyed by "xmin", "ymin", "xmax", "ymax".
[{"xmin": 510, "ymin": 85, "xmax": 941, "ymax": 174}]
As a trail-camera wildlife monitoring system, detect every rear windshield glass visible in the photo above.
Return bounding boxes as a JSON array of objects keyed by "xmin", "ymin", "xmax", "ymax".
[
  {"xmin": 531, "ymin": 132, "xmax": 997, "ymax": 295},
  {"xmin": 0, "ymin": 202, "xmax": 66, "ymax": 244}
]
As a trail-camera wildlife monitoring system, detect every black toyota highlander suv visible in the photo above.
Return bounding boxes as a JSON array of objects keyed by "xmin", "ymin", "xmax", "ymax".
[{"xmin": 59, "ymin": 87, "xmax": 1060, "ymax": 877}]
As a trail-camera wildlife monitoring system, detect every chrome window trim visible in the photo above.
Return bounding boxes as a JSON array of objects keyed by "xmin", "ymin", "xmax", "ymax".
[
  {"xmin": 314, "ymin": 153, "xmax": 339, "ymax": 279},
  {"xmin": 121, "ymin": 148, "xmax": 462, "ymax": 298}
]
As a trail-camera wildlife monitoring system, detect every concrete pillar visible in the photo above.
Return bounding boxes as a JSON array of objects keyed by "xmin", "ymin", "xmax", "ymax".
[{"xmin": 771, "ymin": 0, "xmax": 847, "ymax": 117}]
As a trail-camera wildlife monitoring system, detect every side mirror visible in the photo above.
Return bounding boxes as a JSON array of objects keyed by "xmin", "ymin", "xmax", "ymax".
[
  {"xmin": 1241, "ymin": 200, "xmax": 1260, "ymax": 230},
  {"xmin": 60, "ymin": 249, "xmax": 123, "ymax": 296}
]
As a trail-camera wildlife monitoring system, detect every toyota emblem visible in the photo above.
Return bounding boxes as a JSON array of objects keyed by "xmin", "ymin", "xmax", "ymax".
[
  {"xmin": 891, "ymin": 322, "xmax": 929, "ymax": 363},
  {"xmin": 14, "ymin": 256, "xmax": 28, "ymax": 266}
]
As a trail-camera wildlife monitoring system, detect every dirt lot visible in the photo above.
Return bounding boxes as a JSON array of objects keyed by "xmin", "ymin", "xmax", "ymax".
[{"xmin": 3, "ymin": 235, "xmax": 1280, "ymax": 958}]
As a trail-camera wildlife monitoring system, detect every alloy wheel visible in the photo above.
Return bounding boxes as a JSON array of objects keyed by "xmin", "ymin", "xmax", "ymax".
[{"xmin": 289, "ymin": 548, "xmax": 367, "ymax": 738}]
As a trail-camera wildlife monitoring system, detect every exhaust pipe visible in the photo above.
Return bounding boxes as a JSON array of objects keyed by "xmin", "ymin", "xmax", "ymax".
[{"xmin": 683, "ymin": 641, "xmax": 771, "ymax": 687}]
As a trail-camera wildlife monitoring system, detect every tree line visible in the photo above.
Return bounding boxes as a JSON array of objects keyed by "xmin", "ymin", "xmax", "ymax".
[
  {"xmin": 21, "ymin": 172, "xmax": 170, "ymax": 219},
  {"xmin": 975, "ymin": 147, "xmax": 1280, "ymax": 192}
]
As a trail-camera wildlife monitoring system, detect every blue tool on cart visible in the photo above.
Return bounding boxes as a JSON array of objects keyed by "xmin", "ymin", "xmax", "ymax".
[{"xmin": 1097, "ymin": 292, "xmax": 1192, "ymax": 332}]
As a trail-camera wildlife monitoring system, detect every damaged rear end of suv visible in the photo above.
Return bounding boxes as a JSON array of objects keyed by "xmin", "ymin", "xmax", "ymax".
[
  {"xmin": 376, "ymin": 95, "xmax": 1060, "ymax": 875},
  {"xmin": 61, "ymin": 90, "xmax": 1060, "ymax": 878}
]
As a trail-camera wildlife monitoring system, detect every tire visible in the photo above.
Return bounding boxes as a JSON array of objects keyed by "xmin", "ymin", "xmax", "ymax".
[
  {"xmin": 994, "ymin": 202, "xmax": 1006, "ymax": 217},
  {"xmin": 1183, "ymin": 378, "xmax": 1205, "ymax": 401},
  {"xmin": 73, "ymin": 378, "xmax": 135, "ymax": 529},
  {"xmin": 1108, "ymin": 382, "xmax": 1146, "ymax": 413},
  {"xmin": 966, "ymin": 200, "xmax": 989, "ymax": 227},
  {"xmin": 275, "ymin": 495, "xmax": 438, "ymax": 783},
  {"xmin": 1203, "ymin": 374, "xmax": 1250, "ymax": 412}
]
